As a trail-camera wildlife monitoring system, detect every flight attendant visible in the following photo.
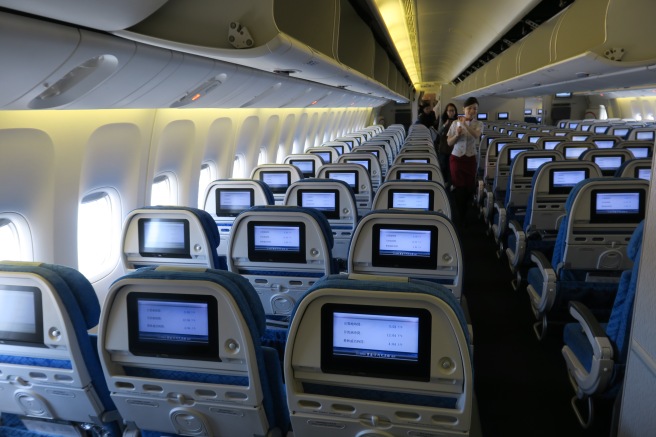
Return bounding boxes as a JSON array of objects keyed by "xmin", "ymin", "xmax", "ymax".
[{"xmin": 447, "ymin": 97, "xmax": 483, "ymax": 227}]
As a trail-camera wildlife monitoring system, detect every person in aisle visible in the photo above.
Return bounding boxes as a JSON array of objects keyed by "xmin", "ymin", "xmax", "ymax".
[
  {"xmin": 447, "ymin": 97, "xmax": 483, "ymax": 228},
  {"xmin": 436, "ymin": 102, "xmax": 458, "ymax": 187}
]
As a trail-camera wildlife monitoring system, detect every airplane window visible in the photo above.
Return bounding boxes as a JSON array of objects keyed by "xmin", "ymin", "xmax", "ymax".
[
  {"xmin": 232, "ymin": 155, "xmax": 246, "ymax": 179},
  {"xmin": 258, "ymin": 148, "xmax": 268, "ymax": 165},
  {"xmin": 0, "ymin": 214, "xmax": 33, "ymax": 261},
  {"xmin": 151, "ymin": 173, "xmax": 177, "ymax": 206},
  {"xmin": 197, "ymin": 163, "xmax": 215, "ymax": 208},
  {"xmin": 0, "ymin": 219, "xmax": 22, "ymax": 261},
  {"xmin": 276, "ymin": 145, "xmax": 288, "ymax": 163},
  {"xmin": 78, "ymin": 191, "xmax": 118, "ymax": 281}
]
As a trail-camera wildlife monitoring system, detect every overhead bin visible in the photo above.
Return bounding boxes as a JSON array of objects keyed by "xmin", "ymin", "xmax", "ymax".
[
  {"xmin": 0, "ymin": 13, "xmax": 80, "ymax": 108},
  {"xmin": 456, "ymin": 0, "xmax": 656, "ymax": 99},
  {"xmin": 112, "ymin": 0, "xmax": 409, "ymax": 102}
]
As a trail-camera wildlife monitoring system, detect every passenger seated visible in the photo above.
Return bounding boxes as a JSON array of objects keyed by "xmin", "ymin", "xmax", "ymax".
[
  {"xmin": 561, "ymin": 221, "xmax": 644, "ymax": 428},
  {"xmin": 317, "ymin": 163, "xmax": 373, "ymax": 216},
  {"xmin": 0, "ymin": 262, "xmax": 120, "ymax": 436},
  {"xmin": 525, "ymin": 177, "xmax": 649, "ymax": 339},
  {"xmin": 348, "ymin": 210, "xmax": 463, "ymax": 301},
  {"xmin": 250, "ymin": 163, "xmax": 303, "ymax": 204},
  {"xmin": 579, "ymin": 148, "xmax": 634, "ymax": 176},
  {"xmin": 505, "ymin": 161, "xmax": 603, "ymax": 285},
  {"xmin": 97, "ymin": 266, "xmax": 289, "ymax": 436},
  {"xmin": 121, "ymin": 206, "xmax": 223, "ymax": 271},
  {"xmin": 338, "ymin": 152, "xmax": 382, "ymax": 192},
  {"xmin": 202, "ymin": 179, "xmax": 274, "ymax": 265},
  {"xmin": 283, "ymin": 153, "xmax": 326, "ymax": 178},
  {"xmin": 284, "ymin": 179, "xmax": 357, "ymax": 269},
  {"xmin": 372, "ymin": 180, "xmax": 451, "ymax": 218},
  {"xmin": 284, "ymin": 273, "xmax": 475, "ymax": 437},
  {"xmin": 227, "ymin": 205, "xmax": 336, "ymax": 320}
]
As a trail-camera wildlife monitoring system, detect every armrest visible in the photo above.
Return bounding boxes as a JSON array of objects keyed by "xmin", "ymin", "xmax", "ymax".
[
  {"xmin": 528, "ymin": 251, "xmax": 557, "ymax": 314},
  {"xmin": 505, "ymin": 219, "xmax": 526, "ymax": 269},
  {"xmin": 562, "ymin": 301, "xmax": 614, "ymax": 395},
  {"xmin": 492, "ymin": 201, "xmax": 507, "ymax": 242}
]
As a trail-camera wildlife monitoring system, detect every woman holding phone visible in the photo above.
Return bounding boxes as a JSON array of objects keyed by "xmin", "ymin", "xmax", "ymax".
[{"xmin": 447, "ymin": 97, "xmax": 483, "ymax": 227}]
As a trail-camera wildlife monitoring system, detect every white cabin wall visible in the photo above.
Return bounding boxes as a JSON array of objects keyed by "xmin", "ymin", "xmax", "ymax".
[{"xmin": 0, "ymin": 106, "xmax": 372, "ymax": 304}]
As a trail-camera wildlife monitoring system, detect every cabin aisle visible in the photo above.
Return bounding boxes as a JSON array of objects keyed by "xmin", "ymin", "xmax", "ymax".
[{"xmin": 459, "ymin": 207, "xmax": 614, "ymax": 437}]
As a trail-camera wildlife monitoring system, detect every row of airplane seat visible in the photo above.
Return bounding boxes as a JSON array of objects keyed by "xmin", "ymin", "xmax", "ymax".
[
  {"xmin": 0, "ymin": 124, "xmax": 479, "ymax": 436},
  {"xmin": 474, "ymin": 120, "xmax": 649, "ymax": 428}
]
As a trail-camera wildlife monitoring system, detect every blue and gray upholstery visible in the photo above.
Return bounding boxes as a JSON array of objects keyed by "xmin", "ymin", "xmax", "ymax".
[
  {"xmin": 227, "ymin": 205, "xmax": 335, "ymax": 318},
  {"xmin": 338, "ymin": 152, "xmax": 382, "ymax": 192},
  {"xmin": 306, "ymin": 146, "xmax": 340, "ymax": 164},
  {"xmin": 616, "ymin": 157, "xmax": 652, "ymax": 179},
  {"xmin": 317, "ymin": 163, "xmax": 373, "ymax": 216},
  {"xmin": 392, "ymin": 152, "xmax": 439, "ymax": 167},
  {"xmin": 482, "ymin": 143, "xmax": 536, "ymax": 225},
  {"xmin": 348, "ymin": 210, "xmax": 463, "ymax": 301},
  {"xmin": 554, "ymin": 141, "xmax": 596, "ymax": 160},
  {"xmin": 525, "ymin": 177, "xmax": 649, "ymax": 339},
  {"xmin": 250, "ymin": 164, "xmax": 304, "ymax": 204},
  {"xmin": 97, "ymin": 266, "xmax": 289, "ymax": 436},
  {"xmin": 372, "ymin": 180, "xmax": 451, "ymax": 218},
  {"xmin": 491, "ymin": 150, "xmax": 563, "ymax": 246},
  {"xmin": 386, "ymin": 163, "xmax": 444, "ymax": 185},
  {"xmin": 505, "ymin": 161, "xmax": 602, "ymax": 280},
  {"xmin": 561, "ymin": 220, "xmax": 644, "ymax": 428},
  {"xmin": 121, "ymin": 206, "xmax": 223, "ymax": 271},
  {"xmin": 0, "ymin": 262, "xmax": 120, "ymax": 436},
  {"xmin": 351, "ymin": 144, "xmax": 390, "ymax": 178},
  {"xmin": 579, "ymin": 148, "xmax": 634, "ymax": 176},
  {"xmin": 283, "ymin": 153, "xmax": 326, "ymax": 178},
  {"xmin": 202, "ymin": 179, "xmax": 274, "ymax": 263},
  {"xmin": 478, "ymin": 137, "xmax": 519, "ymax": 202},
  {"xmin": 359, "ymin": 140, "xmax": 395, "ymax": 168},
  {"xmin": 284, "ymin": 179, "xmax": 357, "ymax": 267},
  {"xmin": 284, "ymin": 274, "xmax": 474, "ymax": 437}
]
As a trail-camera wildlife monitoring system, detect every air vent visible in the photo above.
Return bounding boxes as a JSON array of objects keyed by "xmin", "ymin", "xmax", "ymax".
[
  {"xmin": 170, "ymin": 74, "xmax": 227, "ymax": 108},
  {"xmin": 29, "ymin": 55, "xmax": 118, "ymax": 109}
]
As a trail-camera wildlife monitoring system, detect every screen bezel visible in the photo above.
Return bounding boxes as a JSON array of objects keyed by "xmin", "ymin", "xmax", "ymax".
[
  {"xmin": 548, "ymin": 168, "xmax": 590, "ymax": 195},
  {"xmin": 593, "ymin": 155, "xmax": 624, "ymax": 175},
  {"xmin": 320, "ymin": 303, "xmax": 431, "ymax": 382},
  {"xmin": 343, "ymin": 158, "xmax": 371, "ymax": 171},
  {"xmin": 590, "ymin": 189, "xmax": 645, "ymax": 224},
  {"xmin": 259, "ymin": 171, "xmax": 291, "ymax": 194},
  {"xmin": 326, "ymin": 170, "xmax": 360, "ymax": 193},
  {"xmin": 636, "ymin": 167, "xmax": 651, "ymax": 180},
  {"xmin": 477, "ymin": 113, "xmax": 488, "ymax": 120},
  {"xmin": 397, "ymin": 171, "xmax": 432, "ymax": 181},
  {"xmin": 289, "ymin": 159, "xmax": 316, "ymax": 178},
  {"xmin": 247, "ymin": 221, "xmax": 307, "ymax": 263},
  {"xmin": 127, "ymin": 292, "xmax": 219, "ymax": 361},
  {"xmin": 138, "ymin": 218, "xmax": 191, "ymax": 259},
  {"xmin": 387, "ymin": 189, "xmax": 435, "ymax": 211},
  {"xmin": 523, "ymin": 156, "xmax": 555, "ymax": 177},
  {"xmin": 636, "ymin": 131, "xmax": 655, "ymax": 141},
  {"xmin": 215, "ymin": 188, "xmax": 255, "ymax": 217},
  {"xmin": 297, "ymin": 189, "xmax": 340, "ymax": 219},
  {"xmin": 497, "ymin": 112, "xmax": 509, "ymax": 120},
  {"xmin": 371, "ymin": 224, "xmax": 438, "ymax": 270},
  {"xmin": 0, "ymin": 285, "xmax": 44, "ymax": 347}
]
